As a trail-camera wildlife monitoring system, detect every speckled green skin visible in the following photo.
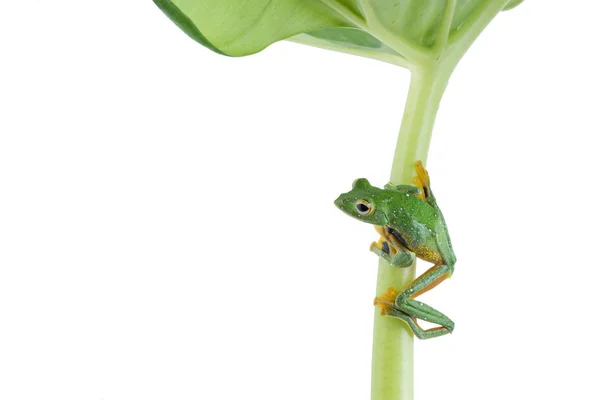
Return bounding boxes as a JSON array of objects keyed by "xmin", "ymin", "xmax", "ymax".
[{"xmin": 335, "ymin": 169, "xmax": 456, "ymax": 339}]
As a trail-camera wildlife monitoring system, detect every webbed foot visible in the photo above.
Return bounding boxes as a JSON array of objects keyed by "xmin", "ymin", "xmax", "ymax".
[
  {"xmin": 374, "ymin": 286, "xmax": 400, "ymax": 315},
  {"xmin": 412, "ymin": 161, "xmax": 431, "ymax": 200},
  {"xmin": 375, "ymin": 286, "xmax": 454, "ymax": 340},
  {"xmin": 370, "ymin": 226, "xmax": 415, "ymax": 268}
]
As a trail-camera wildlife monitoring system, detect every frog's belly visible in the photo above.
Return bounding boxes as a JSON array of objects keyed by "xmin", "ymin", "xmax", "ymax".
[
  {"xmin": 412, "ymin": 245, "xmax": 443, "ymax": 264},
  {"xmin": 387, "ymin": 226, "xmax": 443, "ymax": 264}
]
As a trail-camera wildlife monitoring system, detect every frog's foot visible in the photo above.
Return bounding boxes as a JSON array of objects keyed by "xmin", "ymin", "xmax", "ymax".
[
  {"xmin": 374, "ymin": 286, "xmax": 400, "ymax": 316},
  {"xmin": 370, "ymin": 226, "xmax": 415, "ymax": 268},
  {"xmin": 370, "ymin": 238, "xmax": 396, "ymax": 261},
  {"xmin": 375, "ymin": 287, "xmax": 452, "ymax": 340},
  {"xmin": 412, "ymin": 161, "xmax": 431, "ymax": 200},
  {"xmin": 372, "ymin": 226, "xmax": 397, "ymax": 250},
  {"xmin": 370, "ymin": 226, "xmax": 398, "ymax": 261}
]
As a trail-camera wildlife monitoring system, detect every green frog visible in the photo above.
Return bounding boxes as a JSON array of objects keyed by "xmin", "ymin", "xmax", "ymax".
[{"xmin": 334, "ymin": 161, "xmax": 455, "ymax": 339}]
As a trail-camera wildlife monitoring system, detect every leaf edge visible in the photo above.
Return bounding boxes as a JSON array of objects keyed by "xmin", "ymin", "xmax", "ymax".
[{"xmin": 153, "ymin": 0, "xmax": 227, "ymax": 56}]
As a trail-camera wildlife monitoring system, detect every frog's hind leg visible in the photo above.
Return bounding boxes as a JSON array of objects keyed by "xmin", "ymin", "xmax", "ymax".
[
  {"xmin": 387, "ymin": 309, "xmax": 452, "ymax": 340},
  {"xmin": 395, "ymin": 263, "xmax": 455, "ymax": 331},
  {"xmin": 412, "ymin": 161, "xmax": 441, "ymax": 210},
  {"xmin": 375, "ymin": 287, "xmax": 452, "ymax": 339},
  {"xmin": 412, "ymin": 161, "xmax": 431, "ymax": 200}
]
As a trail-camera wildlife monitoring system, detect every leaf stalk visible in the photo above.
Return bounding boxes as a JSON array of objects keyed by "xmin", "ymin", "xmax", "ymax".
[{"xmin": 371, "ymin": 63, "xmax": 454, "ymax": 400}]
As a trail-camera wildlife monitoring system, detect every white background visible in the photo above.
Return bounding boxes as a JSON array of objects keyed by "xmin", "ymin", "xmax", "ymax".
[{"xmin": 1, "ymin": 1, "xmax": 599, "ymax": 399}]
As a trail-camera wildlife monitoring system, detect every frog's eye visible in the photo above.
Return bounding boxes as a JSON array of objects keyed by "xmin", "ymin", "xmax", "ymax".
[{"xmin": 355, "ymin": 200, "xmax": 372, "ymax": 215}]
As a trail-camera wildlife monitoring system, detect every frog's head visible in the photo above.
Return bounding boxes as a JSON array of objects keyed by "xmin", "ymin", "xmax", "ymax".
[{"xmin": 334, "ymin": 178, "xmax": 389, "ymax": 226}]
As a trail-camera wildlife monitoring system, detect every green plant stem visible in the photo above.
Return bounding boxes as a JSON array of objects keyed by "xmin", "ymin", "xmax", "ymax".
[
  {"xmin": 370, "ymin": 1, "xmax": 508, "ymax": 393},
  {"xmin": 371, "ymin": 64, "xmax": 454, "ymax": 400},
  {"xmin": 389, "ymin": 65, "xmax": 454, "ymax": 184}
]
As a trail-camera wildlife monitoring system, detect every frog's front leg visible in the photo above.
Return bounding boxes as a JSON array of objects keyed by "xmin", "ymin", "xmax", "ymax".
[
  {"xmin": 370, "ymin": 226, "xmax": 415, "ymax": 268},
  {"xmin": 370, "ymin": 241, "xmax": 415, "ymax": 268}
]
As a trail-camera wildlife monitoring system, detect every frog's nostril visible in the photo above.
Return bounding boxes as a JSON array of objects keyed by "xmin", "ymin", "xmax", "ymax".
[{"xmin": 334, "ymin": 196, "xmax": 346, "ymax": 208}]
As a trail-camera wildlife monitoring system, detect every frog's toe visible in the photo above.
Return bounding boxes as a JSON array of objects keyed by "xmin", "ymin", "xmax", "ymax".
[
  {"xmin": 374, "ymin": 286, "xmax": 400, "ymax": 316},
  {"xmin": 370, "ymin": 240, "xmax": 392, "ymax": 255},
  {"xmin": 370, "ymin": 226, "xmax": 401, "ymax": 258},
  {"xmin": 381, "ymin": 241, "xmax": 391, "ymax": 255}
]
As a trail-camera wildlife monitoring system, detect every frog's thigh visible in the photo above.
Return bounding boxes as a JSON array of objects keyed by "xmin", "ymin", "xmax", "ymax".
[
  {"xmin": 435, "ymin": 228, "xmax": 457, "ymax": 267},
  {"xmin": 409, "ymin": 264, "xmax": 452, "ymax": 299},
  {"xmin": 403, "ymin": 263, "xmax": 453, "ymax": 300}
]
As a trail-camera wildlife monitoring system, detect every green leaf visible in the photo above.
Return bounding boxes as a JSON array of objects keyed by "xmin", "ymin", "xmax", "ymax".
[
  {"xmin": 504, "ymin": 0, "xmax": 525, "ymax": 11},
  {"xmin": 289, "ymin": 28, "xmax": 409, "ymax": 67},
  {"xmin": 153, "ymin": 0, "xmax": 524, "ymax": 67},
  {"xmin": 153, "ymin": 0, "xmax": 352, "ymax": 56},
  {"xmin": 306, "ymin": 28, "xmax": 385, "ymax": 51},
  {"xmin": 154, "ymin": 0, "xmax": 225, "ymax": 55},
  {"xmin": 359, "ymin": 0, "xmax": 523, "ymax": 50}
]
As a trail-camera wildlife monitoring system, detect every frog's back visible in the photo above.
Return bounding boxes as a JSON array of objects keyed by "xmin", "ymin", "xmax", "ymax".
[
  {"xmin": 385, "ymin": 192, "xmax": 448, "ymax": 264},
  {"xmin": 385, "ymin": 191, "xmax": 439, "ymax": 230}
]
